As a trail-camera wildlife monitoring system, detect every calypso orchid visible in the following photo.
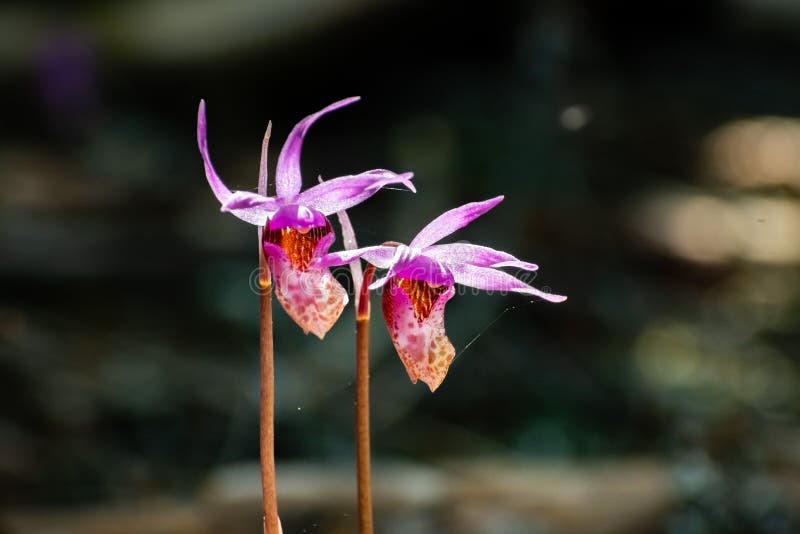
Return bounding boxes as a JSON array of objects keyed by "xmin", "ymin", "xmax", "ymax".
[
  {"xmin": 316, "ymin": 196, "xmax": 566, "ymax": 391},
  {"xmin": 197, "ymin": 97, "xmax": 415, "ymax": 338}
]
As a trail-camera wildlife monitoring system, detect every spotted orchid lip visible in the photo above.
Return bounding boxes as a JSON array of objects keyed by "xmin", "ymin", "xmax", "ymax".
[
  {"xmin": 382, "ymin": 278, "xmax": 456, "ymax": 392},
  {"xmin": 260, "ymin": 213, "xmax": 346, "ymax": 338},
  {"xmin": 266, "ymin": 246, "xmax": 349, "ymax": 339}
]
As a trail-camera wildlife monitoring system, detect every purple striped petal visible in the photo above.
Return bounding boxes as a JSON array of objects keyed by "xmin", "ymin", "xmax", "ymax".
[
  {"xmin": 197, "ymin": 100, "xmax": 231, "ymax": 203},
  {"xmin": 298, "ymin": 170, "xmax": 415, "ymax": 215},
  {"xmin": 409, "ymin": 196, "xmax": 504, "ymax": 248},
  {"xmin": 424, "ymin": 243, "xmax": 538, "ymax": 271},
  {"xmin": 275, "ymin": 97, "xmax": 360, "ymax": 199},
  {"xmin": 221, "ymin": 191, "xmax": 279, "ymax": 213},
  {"xmin": 450, "ymin": 263, "xmax": 567, "ymax": 303},
  {"xmin": 198, "ymin": 101, "xmax": 277, "ymax": 226},
  {"xmin": 316, "ymin": 245, "xmax": 397, "ymax": 269}
]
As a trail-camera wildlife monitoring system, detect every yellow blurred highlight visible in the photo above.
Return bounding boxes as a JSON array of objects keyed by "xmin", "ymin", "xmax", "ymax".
[
  {"xmin": 633, "ymin": 192, "xmax": 800, "ymax": 264},
  {"xmin": 703, "ymin": 116, "xmax": 800, "ymax": 190}
]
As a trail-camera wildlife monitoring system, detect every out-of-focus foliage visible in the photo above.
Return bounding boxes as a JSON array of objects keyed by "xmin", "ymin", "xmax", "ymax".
[{"xmin": 1, "ymin": 1, "xmax": 799, "ymax": 532}]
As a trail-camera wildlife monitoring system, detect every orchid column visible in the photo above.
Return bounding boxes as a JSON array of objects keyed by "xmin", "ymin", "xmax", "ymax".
[{"xmin": 197, "ymin": 98, "xmax": 414, "ymax": 533}]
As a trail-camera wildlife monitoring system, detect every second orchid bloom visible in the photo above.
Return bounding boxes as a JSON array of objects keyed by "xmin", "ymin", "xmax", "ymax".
[{"xmin": 317, "ymin": 196, "xmax": 566, "ymax": 392}]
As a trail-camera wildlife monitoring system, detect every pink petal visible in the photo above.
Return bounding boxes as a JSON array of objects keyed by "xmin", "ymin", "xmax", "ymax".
[
  {"xmin": 409, "ymin": 196, "xmax": 504, "ymax": 248},
  {"xmin": 382, "ymin": 278, "xmax": 456, "ymax": 392},
  {"xmin": 298, "ymin": 169, "xmax": 415, "ymax": 215},
  {"xmin": 424, "ymin": 243, "xmax": 538, "ymax": 271},
  {"xmin": 220, "ymin": 191, "xmax": 279, "ymax": 215},
  {"xmin": 197, "ymin": 100, "xmax": 231, "ymax": 202},
  {"xmin": 315, "ymin": 245, "xmax": 398, "ymax": 269},
  {"xmin": 275, "ymin": 97, "xmax": 360, "ymax": 199},
  {"xmin": 450, "ymin": 263, "xmax": 567, "ymax": 303},
  {"xmin": 197, "ymin": 101, "xmax": 277, "ymax": 225}
]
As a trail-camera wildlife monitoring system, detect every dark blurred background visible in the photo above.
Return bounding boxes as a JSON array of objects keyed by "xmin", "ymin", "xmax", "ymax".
[{"xmin": 2, "ymin": 1, "xmax": 800, "ymax": 532}]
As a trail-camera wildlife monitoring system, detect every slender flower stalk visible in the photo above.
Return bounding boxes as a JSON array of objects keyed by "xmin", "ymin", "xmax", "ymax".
[
  {"xmin": 355, "ymin": 263, "xmax": 376, "ymax": 534},
  {"xmin": 257, "ymin": 126, "xmax": 280, "ymax": 534},
  {"xmin": 336, "ymin": 208, "xmax": 376, "ymax": 533},
  {"xmin": 258, "ymin": 252, "xmax": 279, "ymax": 534}
]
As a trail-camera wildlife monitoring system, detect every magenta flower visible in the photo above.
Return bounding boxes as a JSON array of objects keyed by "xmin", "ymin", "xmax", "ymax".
[
  {"xmin": 316, "ymin": 196, "xmax": 566, "ymax": 391},
  {"xmin": 198, "ymin": 97, "xmax": 415, "ymax": 338}
]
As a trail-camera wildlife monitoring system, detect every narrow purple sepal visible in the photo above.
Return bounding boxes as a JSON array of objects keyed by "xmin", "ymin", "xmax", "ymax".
[
  {"xmin": 315, "ymin": 245, "xmax": 398, "ymax": 269},
  {"xmin": 221, "ymin": 191, "xmax": 279, "ymax": 213},
  {"xmin": 409, "ymin": 196, "xmax": 504, "ymax": 248},
  {"xmin": 275, "ymin": 97, "xmax": 361, "ymax": 199},
  {"xmin": 197, "ymin": 100, "xmax": 233, "ymax": 205},
  {"xmin": 298, "ymin": 170, "xmax": 415, "ymax": 215},
  {"xmin": 424, "ymin": 243, "xmax": 539, "ymax": 271},
  {"xmin": 490, "ymin": 260, "xmax": 539, "ymax": 270},
  {"xmin": 449, "ymin": 263, "xmax": 567, "ymax": 303},
  {"xmin": 198, "ymin": 101, "xmax": 278, "ymax": 226}
]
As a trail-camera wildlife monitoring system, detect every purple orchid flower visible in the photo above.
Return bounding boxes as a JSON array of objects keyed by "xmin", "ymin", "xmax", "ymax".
[
  {"xmin": 316, "ymin": 196, "xmax": 566, "ymax": 391},
  {"xmin": 198, "ymin": 97, "xmax": 415, "ymax": 338}
]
